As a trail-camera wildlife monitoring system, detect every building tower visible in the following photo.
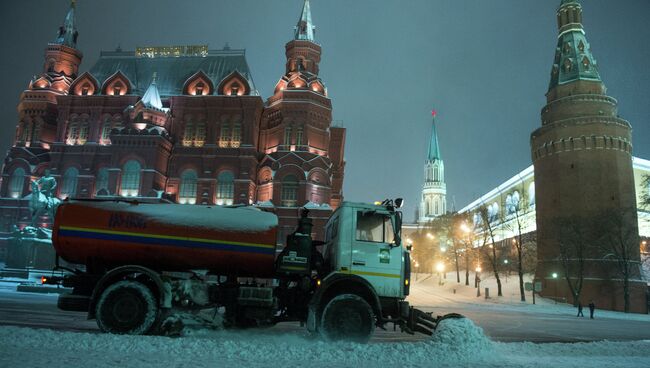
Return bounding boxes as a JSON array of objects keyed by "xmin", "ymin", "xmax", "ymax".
[
  {"xmin": 418, "ymin": 113, "xmax": 446, "ymax": 224},
  {"xmin": 531, "ymin": 0, "xmax": 644, "ymax": 312},
  {"xmin": 2, "ymin": 0, "xmax": 83, "ymax": 198},
  {"xmin": 258, "ymin": 0, "xmax": 346, "ymax": 237}
]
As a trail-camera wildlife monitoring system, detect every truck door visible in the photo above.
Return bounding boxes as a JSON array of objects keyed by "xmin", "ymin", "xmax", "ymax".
[{"xmin": 350, "ymin": 210, "xmax": 403, "ymax": 297}]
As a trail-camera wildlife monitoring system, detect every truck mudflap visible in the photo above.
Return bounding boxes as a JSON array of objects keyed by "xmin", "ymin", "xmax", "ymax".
[{"xmin": 399, "ymin": 301, "xmax": 464, "ymax": 335}]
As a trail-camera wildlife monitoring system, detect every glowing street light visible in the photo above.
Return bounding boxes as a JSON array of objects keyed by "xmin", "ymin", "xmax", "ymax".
[
  {"xmin": 475, "ymin": 266, "xmax": 482, "ymax": 273},
  {"xmin": 460, "ymin": 223, "xmax": 470, "ymax": 233},
  {"xmin": 435, "ymin": 262, "xmax": 445, "ymax": 273},
  {"xmin": 552, "ymin": 272, "xmax": 558, "ymax": 279},
  {"xmin": 440, "ymin": 246, "xmax": 447, "ymax": 253},
  {"xmin": 504, "ymin": 259, "xmax": 509, "ymax": 264},
  {"xmin": 427, "ymin": 233, "xmax": 434, "ymax": 239}
]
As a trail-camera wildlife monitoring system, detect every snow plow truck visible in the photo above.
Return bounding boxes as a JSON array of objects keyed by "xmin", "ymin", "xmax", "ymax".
[{"xmin": 44, "ymin": 198, "xmax": 460, "ymax": 342}]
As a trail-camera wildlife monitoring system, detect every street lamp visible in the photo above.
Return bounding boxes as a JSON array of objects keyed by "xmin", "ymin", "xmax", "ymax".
[
  {"xmin": 435, "ymin": 262, "xmax": 445, "ymax": 285},
  {"xmin": 504, "ymin": 259, "xmax": 509, "ymax": 282},
  {"xmin": 552, "ymin": 272, "xmax": 558, "ymax": 304},
  {"xmin": 475, "ymin": 265, "xmax": 482, "ymax": 297},
  {"xmin": 415, "ymin": 261, "xmax": 420, "ymax": 281}
]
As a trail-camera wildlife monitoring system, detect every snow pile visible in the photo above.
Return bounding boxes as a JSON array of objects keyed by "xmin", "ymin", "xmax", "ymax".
[
  {"xmin": 430, "ymin": 316, "xmax": 494, "ymax": 355},
  {"xmin": 2, "ymin": 325, "xmax": 650, "ymax": 368}
]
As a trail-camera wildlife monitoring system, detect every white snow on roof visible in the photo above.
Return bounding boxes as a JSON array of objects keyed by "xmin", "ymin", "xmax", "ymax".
[{"xmin": 75, "ymin": 201, "xmax": 277, "ymax": 233}]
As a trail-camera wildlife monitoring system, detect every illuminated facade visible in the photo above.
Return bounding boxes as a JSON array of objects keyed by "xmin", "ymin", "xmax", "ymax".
[{"xmin": 0, "ymin": 0, "xmax": 345, "ymax": 247}]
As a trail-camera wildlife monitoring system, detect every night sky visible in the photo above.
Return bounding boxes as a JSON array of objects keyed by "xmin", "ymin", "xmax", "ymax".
[{"xmin": 1, "ymin": 0, "xmax": 648, "ymax": 221}]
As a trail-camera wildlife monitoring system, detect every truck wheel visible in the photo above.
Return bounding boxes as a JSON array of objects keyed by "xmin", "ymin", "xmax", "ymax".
[
  {"xmin": 320, "ymin": 294, "xmax": 375, "ymax": 343},
  {"xmin": 95, "ymin": 280, "xmax": 158, "ymax": 335}
]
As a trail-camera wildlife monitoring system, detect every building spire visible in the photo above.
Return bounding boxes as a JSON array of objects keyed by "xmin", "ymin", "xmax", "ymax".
[
  {"xmin": 427, "ymin": 111, "xmax": 441, "ymax": 161},
  {"xmin": 548, "ymin": 0, "xmax": 601, "ymax": 91},
  {"xmin": 141, "ymin": 72, "xmax": 163, "ymax": 110},
  {"xmin": 54, "ymin": 0, "xmax": 79, "ymax": 48},
  {"xmin": 294, "ymin": 0, "xmax": 315, "ymax": 41}
]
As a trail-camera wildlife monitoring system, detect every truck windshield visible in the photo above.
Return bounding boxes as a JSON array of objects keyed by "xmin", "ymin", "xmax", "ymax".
[{"xmin": 356, "ymin": 212, "xmax": 394, "ymax": 244}]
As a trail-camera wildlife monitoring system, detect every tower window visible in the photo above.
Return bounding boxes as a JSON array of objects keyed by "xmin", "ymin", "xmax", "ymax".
[
  {"xmin": 284, "ymin": 126, "xmax": 292, "ymax": 146},
  {"xmin": 230, "ymin": 84, "xmax": 239, "ymax": 96},
  {"xmin": 120, "ymin": 160, "xmax": 141, "ymax": 197},
  {"xmin": 281, "ymin": 175, "xmax": 299, "ymax": 207},
  {"xmin": 296, "ymin": 127, "xmax": 303, "ymax": 146},
  {"xmin": 81, "ymin": 84, "xmax": 90, "ymax": 96},
  {"xmin": 195, "ymin": 82, "xmax": 205, "ymax": 96}
]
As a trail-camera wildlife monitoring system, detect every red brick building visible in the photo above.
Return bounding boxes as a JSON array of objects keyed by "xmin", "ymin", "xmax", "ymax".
[{"xmin": 0, "ymin": 0, "xmax": 345, "ymax": 251}]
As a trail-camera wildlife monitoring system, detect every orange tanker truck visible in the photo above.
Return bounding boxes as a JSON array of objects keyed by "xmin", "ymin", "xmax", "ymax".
[{"xmin": 45, "ymin": 198, "xmax": 459, "ymax": 341}]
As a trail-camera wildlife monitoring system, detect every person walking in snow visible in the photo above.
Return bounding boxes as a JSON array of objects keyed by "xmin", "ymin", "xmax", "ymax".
[
  {"xmin": 588, "ymin": 300, "xmax": 595, "ymax": 319},
  {"xmin": 577, "ymin": 302, "xmax": 584, "ymax": 317}
]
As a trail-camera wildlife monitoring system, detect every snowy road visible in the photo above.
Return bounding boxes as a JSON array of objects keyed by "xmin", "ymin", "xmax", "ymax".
[{"xmin": 2, "ymin": 280, "xmax": 650, "ymax": 343}]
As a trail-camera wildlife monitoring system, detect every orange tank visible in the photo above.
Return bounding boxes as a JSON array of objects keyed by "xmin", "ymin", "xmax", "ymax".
[{"xmin": 52, "ymin": 200, "xmax": 279, "ymax": 277}]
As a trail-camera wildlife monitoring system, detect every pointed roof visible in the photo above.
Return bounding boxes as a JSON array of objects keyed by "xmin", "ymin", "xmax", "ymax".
[
  {"xmin": 141, "ymin": 73, "xmax": 163, "ymax": 109},
  {"xmin": 294, "ymin": 0, "xmax": 315, "ymax": 41},
  {"xmin": 427, "ymin": 118, "xmax": 442, "ymax": 161},
  {"xmin": 54, "ymin": 0, "xmax": 78, "ymax": 48},
  {"xmin": 548, "ymin": 0, "xmax": 602, "ymax": 90}
]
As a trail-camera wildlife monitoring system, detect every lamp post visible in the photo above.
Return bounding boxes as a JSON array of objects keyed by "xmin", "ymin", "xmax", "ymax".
[
  {"xmin": 552, "ymin": 272, "xmax": 558, "ymax": 304},
  {"xmin": 475, "ymin": 265, "xmax": 482, "ymax": 297},
  {"xmin": 504, "ymin": 259, "xmax": 509, "ymax": 283},
  {"xmin": 435, "ymin": 261, "xmax": 445, "ymax": 286}
]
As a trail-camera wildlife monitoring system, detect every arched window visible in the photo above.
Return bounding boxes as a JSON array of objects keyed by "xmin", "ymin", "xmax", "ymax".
[
  {"xmin": 528, "ymin": 182, "xmax": 536, "ymax": 207},
  {"xmin": 434, "ymin": 199, "xmax": 439, "ymax": 215},
  {"xmin": 66, "ymin": 120, "xmax": 79, "ymax": 145},
  {"xmin": 179, "ymin": 170, "xmax": 198, "ymax": 204},
  {"xmin": 219, "ymin": 123, "xmax": 230, "ymax": 148},
  {"xmin": 216, "ymin": 171, "xmax": 234, "ymax": 205},
  {"xmin": 194, "ymin": 122, "xmax": 206, "ymax": 147},
  {"xmin": 183, "ymin": 122, "xmax": 194, "ymax": 147},
  {"xmin": 295, "ymin": 127, "xmax": 303, "ymax": 146},
  {"xmin": 434, "ymin": 167, "xmax": 439, "ymax": 182},
  {"xmin": 284, "ymin": 126, "xmax": 292, "ymax": 146},
  {"xmin": 281, "ymin": 175, "xmax": 299, "ymax": 207},
  {"xmin": 100, "ymin": 118, "xmax": 112, "ymax": 145},
  {"xmin": 120, "ymin": 160, "xmax": 141, "ymax": 197},
  {"xmin": 78, "ymin": 121, "xmax": 89, "ymax": 145},
  {"xmin": 61, "ymin": 167, "xmax": 79, "ymax": 198},
  {"xmin": 8, "ymin": 168, "xmax": 26, "ymax": 198},
  {"xmin": 231, "ymin": 122, "xmax": 241, "ymax": 148},
  {"xmin": 95, "ymin": 168, "xmax": 109, "ymax": 195}
]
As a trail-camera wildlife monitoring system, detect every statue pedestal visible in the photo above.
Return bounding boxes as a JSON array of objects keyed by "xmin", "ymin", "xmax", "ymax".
[{"xmin": 5, "ymin": 227, "xmax": 55, "ymax": 271}]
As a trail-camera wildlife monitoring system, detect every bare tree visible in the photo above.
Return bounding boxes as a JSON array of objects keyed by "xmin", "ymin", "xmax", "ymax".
[
  {"xmin": 502, "ymin": 199, "xmax": 530, "ymax": 302},
  {"xmin": 596, "ymin": 207, "xmax": 642, "ymax": 313},
  {"xmin": 555, "ymin": 216, "xmax": 587, "ymax": 307},
  {"xmin": 478, "ymin": 205, "xmax": 503, "ymax": 296}
]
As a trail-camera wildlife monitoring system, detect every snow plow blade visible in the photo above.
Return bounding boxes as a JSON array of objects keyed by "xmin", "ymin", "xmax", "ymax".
[{"xmin": 404, "ymin": 307, "xmax": 464, "ymax": 336}]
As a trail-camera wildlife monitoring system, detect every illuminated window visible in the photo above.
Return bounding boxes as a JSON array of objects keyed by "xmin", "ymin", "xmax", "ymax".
[
  {"xmin": 61, "ymin": 167, "xmax": 79, "ymax": 198},
  {"xmin": 179, "ymin": 170, "xmax": 198, "ymax": 204},
  {"xmin": 231, "ymin": 122, "xmax": 241, "ymax": 148},
  {"xmin": 528, "ymin": 182, "xmax": 535, "ymax": 207},
  {"xmin": 182, "ymin": 122, "xmax": 194, "ymax": 147},
  {"xmin": 195, "ymin": 122, "xmax": 206, "ymax": 147},
  {"xmin": 78, "ymin": 122, "xmax": 89, "ymax": 145},
  {"xmin": 120, "ymin": 160, "xmax": 141, "ymax": 197},
  {"xmin": 219, "ymin": 123, "xmax": 230, "ymax": 148},
  {"xmin": 281, "ymin": 175, "xmax": 298, "ymax": 207},
  {"xmin": 195, "ymin": 82, "xmax": 205, "ymax": 96},
  {"xmin": 95, "ymin": 168, "xmax": 109, "ymax": 195},
  {"xmin": 113, "ymin": 82, "xmax": 123, "ymax": 96},
  {"xmin": 100, "ymin": 119, "xmax": 112, "ymax": 145},
  {"xmin": 66, "ymin": 121, "xmax": 79, "ymax": 145},
  {"xmin": 8, "ymin": 168, "xmax": 25, "ymax": 198},
  {"xmin": 81, "ymin": 84, "xmax": 89, "ymax": 96},
  {"xmin": 216, "ymin": 171, "xmax": 234, "ymax": 205},
  {"xmin": 230, "ymin": 84, "xmax": 240, "ymax": 96}
]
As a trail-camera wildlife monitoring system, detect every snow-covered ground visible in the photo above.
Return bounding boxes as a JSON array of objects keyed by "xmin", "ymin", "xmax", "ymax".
[
  {"xmin": 1, "ymin": 318, "xmax": 649, "ymax": 368},
  {"xmin": 409, "ymin": 271, "xmax": 650, "ymax": 322}
]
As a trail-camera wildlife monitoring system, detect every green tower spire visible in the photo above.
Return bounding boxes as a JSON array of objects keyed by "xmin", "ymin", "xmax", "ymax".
[
  {"xmin": 427, "ymin": 114, "xmax": 441, "ymax": 161},
  {"xmin": 548, "ymin": 0, "xmax": 601, "ymax": 90},
  {"xmin": 54, "ymin": 0, "xmax": 79, "ymax": 48}
]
